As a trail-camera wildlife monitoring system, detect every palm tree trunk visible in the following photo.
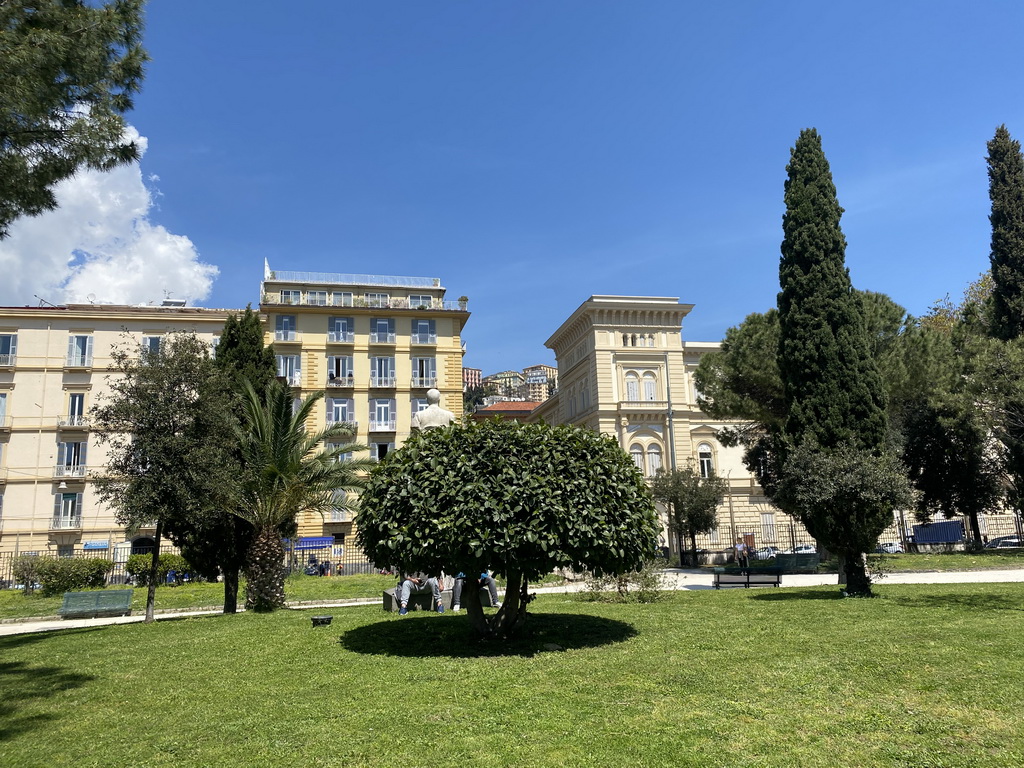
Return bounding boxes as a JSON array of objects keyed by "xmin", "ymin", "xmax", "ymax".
[{"xmin": 245, "ymin": 526, "xmax": 286, "ymax": 611}]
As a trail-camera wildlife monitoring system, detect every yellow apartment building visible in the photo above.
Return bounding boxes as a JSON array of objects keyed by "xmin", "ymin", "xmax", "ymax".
[
  {"xmin": 0, "ymin": 302, "xmax": 231, "ymax": 557},
  {"xmin": 259, "ymin": 264, "xmax": 469, "ymax": 546}
]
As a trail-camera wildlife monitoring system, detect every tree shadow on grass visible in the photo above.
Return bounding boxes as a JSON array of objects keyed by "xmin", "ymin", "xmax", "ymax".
[
  {"xmin": 340, "ymin": 611, "xmax": 638, "ymax": 658},
  {"xmin": 0, "ymin": 630, "xmax": 98, "ymax": 741},
  {"xmin": 750, "ymin": 589, "xmax": 844, "ymax": 602},
  {"xmin": 882, "ymin": 591, "xmax": 1024, "ymax": 612}
]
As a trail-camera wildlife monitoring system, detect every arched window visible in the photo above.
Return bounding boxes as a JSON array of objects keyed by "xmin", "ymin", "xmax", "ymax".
[
  {"xmin": 630, "ymin": 444, "xmax": 644, "ymax": 472},
  {"xmin": 643, "ymin": 372, "xmax": 657, "ymax": 401},
  {"xmin": 647, "ymin": 444, "xmax": 662, "ymax": 476},
  {"xmin": 622, "ymin": 333, "xmax": 629, "ymax": 347},
  {"xmin": 631, "ymin": 334, "xmax": 637, "ymax": 347},
  {"xmin": 625, "ymin": 372, "xmax": 639, "ymax": 401},
  {"xmin": 698, "ymin": 443, "xmax": 714, "ymax": 478},
  {"xmin": 647, "ymin": 334, "xmax": 655, "ymax": 347}
]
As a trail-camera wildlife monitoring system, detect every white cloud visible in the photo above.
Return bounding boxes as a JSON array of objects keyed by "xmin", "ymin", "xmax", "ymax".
[{"xmin": 0, "ymin": 126, "xmax": 218, "ymax": 306}]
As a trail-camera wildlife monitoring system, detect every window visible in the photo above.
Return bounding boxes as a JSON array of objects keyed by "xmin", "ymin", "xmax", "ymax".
[
  {"xmin": 371, "ymin": 442, "xmax": 394, "ymax": 462},
  {"xmin": 412, "ymin": 357, "xmax": 436, "ymax": 387},
  {"xmin": 332, "ymin": 291, "xmax": 353, "ymax": 307},
  {"xmin": 210, "ymin": 335, "xmax": 220, "ymax": 359},
  {"xmin": 581, "ymin": 379, "xmax": 590, "ymax": 410},
  {"xmin": 647, "ymin": 445, "xmax": 662, "ymax": 476},
  {"xmin": 412, "ymin": 398, "xmax": 428, "ymax": 415},
  {"xmin": 698, "ymin": 443, "xmax": 714, "ymax": 478},
  {"xmin": 328, "ymin": 317, "xmax": 354, "ymax": 343},
  {"xmin": 0, "ymin": 333, "xmax": 16, "ymax": 366},
  {"xmin": 411, "ymin": 318, "xmax": 436, "ymax": 344},
  {"xmin": 276, "ymin": 354, "xmax": 301, "ymax": 386},
  {"xmin": 307, "ymin": 290, "xmax": 328, "ymax": 306},
  {"xmin": 365, "ymin": 292, "xmax": 389, "ymax": 308},
  {"xmin": 625, "ymin": 372, "xmax": 639, "ymax": 401},
  {"xmin": 761, "ymin": 512, "xmax": 777, "ymax": 543},
  {"xmin": 275, "ymin": 315, "xmax": 297, "ymax": 341},
  {"xmin": 57, "ymin": 544, "xmax": 75, "ymax": 558},
  {"xmin": 65, "ymin": 393, "xmax": 86, "ymax": 426},
  {"xmin": 327, "ymin": 355, "xmax": 354, "ymax": 385},
  {"xmin": 280, "ymin": 290, "xmax": 301, "ymax": 305},
  {"xmin": 370, "ymin": 318, "xmax": 395, "ymax": 343},
  {"xmin": 140, "ymin": 335, "xmax": 161, "ymax": 357},
  {"xmin": 370, "ymin": 356, "xmax": 395, "ymax": 387},
  {"xmin": 643, "ymin": 373, "xmax": 657, "ymax": 401},
  {"xmin": 53, "ymin": 492, "xmax": 83, "ymax": 529},
  {"xmin": 409, "ymin": 294, "xmax": 433, "ymax": 308},
  {"xmin": 57, "ymin": 441, "xmax": 87, "ymax": 475},
  {"xmin": 370, "ymin": 399, "xmax": 396, "ymax": 431},
  {"xmin": 327, "ymin": 398, "xmax": 354, "ymax": 425},
  {"xmin": 630, "ymin": 444, "xmax": 644, "ymax": 472},
  {"xmin": 0, "ymin": 391, "xmax": 7, "ymax": 425},
  {"xmin": 66, "ymin": 335, "xmax": 93, "ymax": 367}
]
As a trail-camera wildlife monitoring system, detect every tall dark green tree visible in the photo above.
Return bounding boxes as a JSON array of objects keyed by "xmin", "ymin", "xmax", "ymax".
[
  {"xmin": 0, "ymin": 0, "xmax": 147, "ymax": 238},
  {"xmin": 91, "ymin": 333, "xmax": 236, "ymax": 622},
  {"xmin": 173, "ymin": 307, "xmax": 278, "ymax": 614},
  {"xmin": 987, "ymin": 125, "xmax": 1024, "ymax": 342},
  {"xmin": 775, "ymin": 129, "xmax": 907, "ymax": 596}
]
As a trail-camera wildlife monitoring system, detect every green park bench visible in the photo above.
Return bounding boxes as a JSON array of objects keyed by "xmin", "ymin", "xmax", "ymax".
[
  {"xmin": 774, "ymin": 554, "xmax": 821, "ymax": 573},
  {"xmin": 58, "ymin": 589, "xmax": 134, "ymax": 619},
  {"xmin": 713, "ymin": 567, "xmax": 782, "ymax": 589}
]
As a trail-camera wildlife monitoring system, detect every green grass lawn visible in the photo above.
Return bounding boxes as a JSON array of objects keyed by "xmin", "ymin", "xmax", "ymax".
[
  {"xmin": 1, "ymin": 584, "xmax": 1022, "ymax": 767},
  {"xmin": 868, "ymin": 549, "xmax": 1024, "ymax": 572}
]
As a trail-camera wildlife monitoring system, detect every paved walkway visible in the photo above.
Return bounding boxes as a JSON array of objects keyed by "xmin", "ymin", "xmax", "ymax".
[{"xmin": 2, "ymin": 568, "xmax": 1022, "ymax": 637}]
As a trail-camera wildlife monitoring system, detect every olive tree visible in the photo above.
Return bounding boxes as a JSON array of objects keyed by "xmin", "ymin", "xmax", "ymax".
[{"xmin": 356, "ymin": 419, "xmax": 660, "ymax": 639}]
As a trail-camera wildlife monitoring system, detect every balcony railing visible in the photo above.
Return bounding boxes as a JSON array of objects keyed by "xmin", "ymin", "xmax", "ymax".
[
  {"xmin": 369, "ymin": 419, "xmax": 397, "ymax": 432},
  {"xmin": 261, "ymin": 292, "xmax": 466, "ymax": 311},
  {"xmin": 50, "ymin": 515, "xmax": 82, "ymax": 531},
  {"xmin": 327, "ymin": 419, "xmax": 358, "ymax": 433},
  {"xmin": 327, "ymin": 331, "xmax": 355, "ymax": 343},
  {"xmin": 326, "ymin": 375, "xmax": 354, "ymax": 387},
  {"xmin": 274, "ymin": 330, "xmax": 301, "ymax": 342},
  {"xmin": 411, "ymin": 333, "xmax": 437, "ymax": 345},
  {"xmin": 369, "ymin": 375, "xmax": 395, "ymax": 388},
  {"xmin": 54, "ymin": 465, "xmax": 88, "ymax": 478},
  {"xmin": 0, "ymin": 353, "xmax": 15, "ymax": 367},
  {"xmin": 57, "ymin": 415, "xmax": 89, "ymax": 428},
  {"xmin": 65, "ymin": 355, "xmax": 93, "ymax": 368},
  {"xmin": 279, "ymin": 372, "xmax": 302, "ymax": 387},
  {"xmin": 327, "ymin": 509, "xmax": 349, "ymax": 523},
  {"xmin": 369, "ymin": 332, "xmax": 396, "ymax": 344},
  {"xmin": 618, "ymin": 400, "xmax": 669, "ymax": 412},
  {"xmin": 411, "ymin": 376, "xmax": 437, "ymax": 388}
]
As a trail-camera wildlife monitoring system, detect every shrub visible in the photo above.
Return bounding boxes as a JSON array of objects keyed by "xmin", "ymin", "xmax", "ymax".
[
  {"xmin": 11, "ymin": 555, "xmax": 42, "ymax": 593},
  {"xmin": 578, "ymin": 558, "xmax": 667, "ymax": 603},
  {"xmin": 36, "ymin": 557, "xmax": 113, "ymax": 596},
  {"xmin": 126, "ymin": 553, "xmax": 193, "ymax": 586}
]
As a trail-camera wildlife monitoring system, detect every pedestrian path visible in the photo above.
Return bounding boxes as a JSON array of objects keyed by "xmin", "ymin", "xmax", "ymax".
[{"xmin": 2, "ymin": 568, "xmax": 1022, "ymax": 637}]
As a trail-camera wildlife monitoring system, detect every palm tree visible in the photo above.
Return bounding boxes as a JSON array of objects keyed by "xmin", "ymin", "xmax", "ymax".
[{"xmin": 233, "ymin": 380, "xmax": 371, "ymax": 611}]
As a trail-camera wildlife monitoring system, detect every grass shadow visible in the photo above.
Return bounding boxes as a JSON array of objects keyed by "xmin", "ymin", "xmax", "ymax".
[
  {"xmin": 0, "ymin": 656, "xmax": 96, "ymax": 741},
  {"xmin": 750, "ymin": 588, "xmax": 844, "ymax": 602},
  {"xmin": 340, "ymin": 611, "xmax": 638, "ymax": 658},
  {"xmin": 883, "ymin": 591, "xmax": 1024, "ymax": 612}
]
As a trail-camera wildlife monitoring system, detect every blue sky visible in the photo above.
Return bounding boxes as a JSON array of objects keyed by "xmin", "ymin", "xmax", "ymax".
[{"xmin": 3, "ymin": 1, "xmax": 1023, "ymax": 375}]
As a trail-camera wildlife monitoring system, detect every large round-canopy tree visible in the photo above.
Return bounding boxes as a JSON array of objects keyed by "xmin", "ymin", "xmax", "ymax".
[{"xmin": 356, "ymin": 419, "xmax": 660, "ymax": 639}]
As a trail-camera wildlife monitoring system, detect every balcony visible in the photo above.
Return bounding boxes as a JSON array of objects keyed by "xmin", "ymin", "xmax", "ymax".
[
  {"xmin": 280, "ymin": 373, "xmax": 302, "ymax": 387},
  {"xmin": 369, "ymin": 332, "xmax": 396, "ymax": 344},
  {"xmin": 327, "ymin": 331, "xmax": 355, "ymax": 343},
  {"xmin": 369, "ymin": 375, "xmax": 395, "ymax": 388},
  {"xmin": 326, "ymin": 509, "xmax": 350, "ymax": 523},
  {"xmin": 54, "ymin": 465, "xmax": 88, "ymax": 479},
  {"xmin": 326, "ymin": 375, "xmax": 354, "ymax": 388},
  {"xmin": 411, "ymin": 333, "xmax": 437, "ymax": 345},
  {"xmin": 65, "ymin": 355, "xmax": 93, "ymax": 369},
  {"xmin": 274, "ymin": 330, "xmax": 302, "ymax": 343},
  {"xmin": 369, "ymin": 419, "xmax": 396, "ymax": 432},
  {"xmin": 411, "ymin": 376, "xmax": 437, "ymax": 389},
  {"xmin": 0, "ymin": 353, "xmax": 15, "ymax": 367},
  {"xmin": 50, "ymin": 515, "xmax": 82, "ymax": 531},
  {"xmin": 618, "ymin": 400, "xmax": 669, "ymax": 413},
  {"xmin": 57, "ymin": 415, "xmax": 90, "ymax": 429},
  {"xmin": 327, "ymin": 419, "xmax": 358, "ymax": 433}
]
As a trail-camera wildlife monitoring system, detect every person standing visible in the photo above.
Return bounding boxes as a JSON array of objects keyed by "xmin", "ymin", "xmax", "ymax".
[{"xmin": 734, "ymin": 537, "xmax": 749, "ymax": 570}]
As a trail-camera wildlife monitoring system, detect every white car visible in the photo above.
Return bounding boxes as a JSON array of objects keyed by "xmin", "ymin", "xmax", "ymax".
[
  {"xmin": 875, "ymin": 542, "xmax": 904, "ymax": 554},
  {"xmin": 789, "ymin": 544, "xmax": 816, "ymax": 555}
]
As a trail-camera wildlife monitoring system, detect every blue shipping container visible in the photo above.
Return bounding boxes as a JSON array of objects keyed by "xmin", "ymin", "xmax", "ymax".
[{"xmin": 912, "ymin": 519, "xmax": 964, "ymax": 544}]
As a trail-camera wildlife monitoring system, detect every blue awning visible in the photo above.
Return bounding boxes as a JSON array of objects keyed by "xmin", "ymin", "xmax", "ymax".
[
  {"xmin": 83, "ymin": 540, "xmax": 109, "ymax": 550},
  {"xmin": 294, "ymin": 537, "xmax": 335, "ymax": 551}
]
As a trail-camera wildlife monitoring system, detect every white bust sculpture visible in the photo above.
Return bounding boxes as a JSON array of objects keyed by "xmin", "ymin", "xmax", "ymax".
[{"xmin": 412, "ymin": 388, "xmax": 455, "ymax": 430}]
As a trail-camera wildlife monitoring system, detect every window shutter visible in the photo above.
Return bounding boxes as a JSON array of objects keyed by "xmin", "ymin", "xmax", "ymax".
[
  {"xmin": 75, "ymin": 494, "xmax": 83, "ymax": 516},
  {"xmin": 428, "ymin": 320, "xmax": 436, "ymax": 336},
  {"xmin": 79, "ymin": 442, "xmax": 87, "ymax": 466},
  {"xmin": 8, "ymin": 335, "xmax": 15, "ymax": 355},
  {"xmin": 54, "ymin": 494, "xmax": 62, "ymax": 516},
  {"xmin": 387, "ymin": 319, "xmax": 395, "ymax": 336},
  {"xmin": 67, "ymin": 335, "xmax": 76, "ymax": 361}
]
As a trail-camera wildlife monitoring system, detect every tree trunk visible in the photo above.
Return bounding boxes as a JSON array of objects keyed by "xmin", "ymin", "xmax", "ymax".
[
  {"xmin": 492, "ymin": 570, "xmax": 528, "ymax": 639},
  {"xmin": 842, "ymin": 551, "xmax": 873, "ymax": 597},
  {"xmin": 244, "ymin": 527, "xmax": 286, "ymax": 611},
  {"xmin": 689, "ymin": 529, "xmax": 698, "ymax": 568},
  {"xmin": 223, "ymin": 566, "xmax": 239, "ymax": 614},
  {"xmin": 967, "ymin": 511, "xmax": 984, "ymax": 550},
  {"xmin": 145, "ymin": 520, "xmax": 163, "ymax": 624},
  {"xmin": 462, "ymin": 578, "xmax": 489, "ymax": 638},
  {"xmin": 677, "ymin": 531, "xmax": 686, "ymax": 567}
]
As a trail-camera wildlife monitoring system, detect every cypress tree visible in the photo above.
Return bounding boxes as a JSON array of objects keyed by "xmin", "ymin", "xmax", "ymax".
[
  {"xmin": 776, "ymin": 129, "xmax": 905, "ymax": 596},
  {"xmin": 987, "ymin": 125, "xmax": 1024, "ymax": 341}
]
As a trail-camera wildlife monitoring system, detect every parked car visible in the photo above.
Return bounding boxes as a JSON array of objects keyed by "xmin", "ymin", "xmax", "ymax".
[
  {"xmin": 783, "ymin": 544, "xmax": 817, "ymax": 555},
  {"xmin": 755, "ymin": 546, "xmax": 781, "ymax": 560},
  {"xmin": 985, "ymin": 536, "xmax": 1022, "ymax": 549},
  {"xmin": 875, "ymin": 542, "xmax": 904, "ymax": 554}
]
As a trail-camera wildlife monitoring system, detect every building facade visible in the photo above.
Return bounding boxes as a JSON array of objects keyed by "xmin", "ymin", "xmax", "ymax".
[
  {"xmin": 0, "ymin": 303, "xmax": 231, "ymax": 556},
  {"xmin": 462, "ymin": 366, "xmax": 481, "ymax": 391},
  {"xmin": 259, "ymin": 265, "xmax": 469, "ymax": 544},
  {"xmin": 521, "ymin": 363, "xmax": 557, "ymax": 402}
]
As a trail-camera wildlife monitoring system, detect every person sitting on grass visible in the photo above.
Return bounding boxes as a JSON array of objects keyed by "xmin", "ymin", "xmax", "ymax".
[
  {"xmin": 397, "ymin": 570, "xmax": 444, "ymax": 615},
  {"xmin": 451, "ymin": 571, "xmax": 501, "ymax": 612}
]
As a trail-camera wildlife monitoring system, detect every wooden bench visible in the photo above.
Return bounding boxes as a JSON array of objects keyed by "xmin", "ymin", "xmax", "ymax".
[
  {"xmin": 774, "ymin": 554, "xmax": 820, "ymax": 573},
  {"xmin": 59, "ymin": 589, "xmax": 133, "ymax": 619},
  {"xmin": 713, "ymin": 567, "xmax": 782, "ymax": 589}
]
